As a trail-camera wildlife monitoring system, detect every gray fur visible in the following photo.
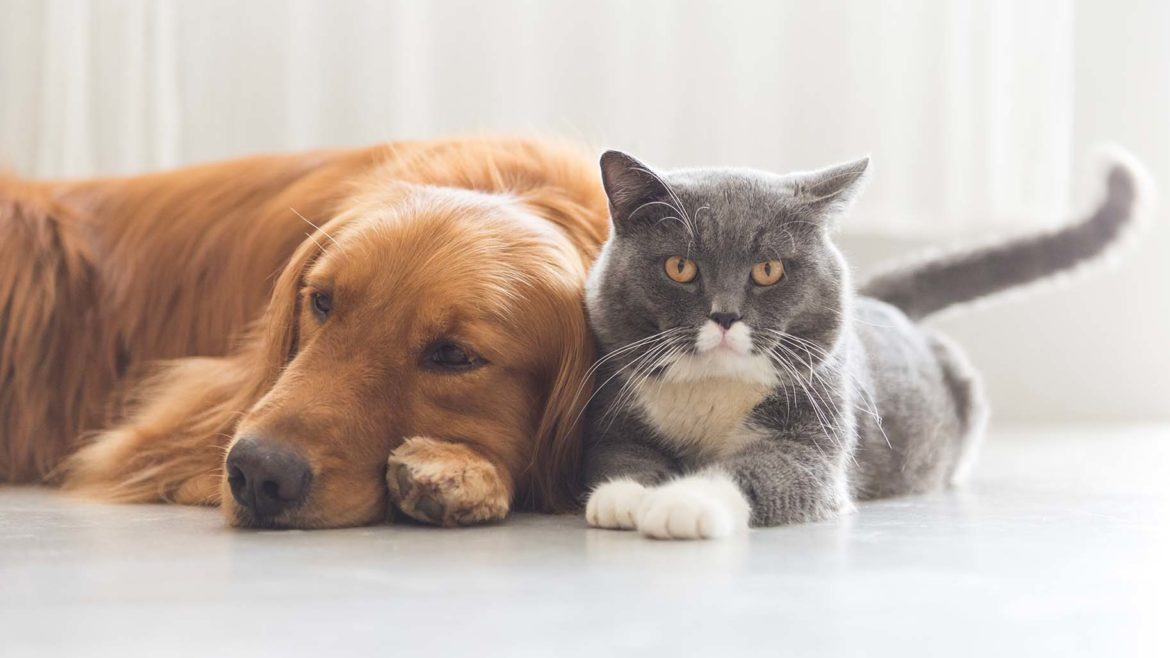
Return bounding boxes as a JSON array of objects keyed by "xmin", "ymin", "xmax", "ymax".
[
  {"xmin": 583, "ymin": 149, "xmax": 1144, "ymax": 527},
  {"xmin": 862, "ymin": 163, "xmax": 1141, "ymax": 320}
]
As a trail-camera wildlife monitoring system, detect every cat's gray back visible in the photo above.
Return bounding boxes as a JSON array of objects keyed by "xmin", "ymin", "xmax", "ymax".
[{"xmin": 847, "ymin": 298, "xmax": 985, "ymax": 499}]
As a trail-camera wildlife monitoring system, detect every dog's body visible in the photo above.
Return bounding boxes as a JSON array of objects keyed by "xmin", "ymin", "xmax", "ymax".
[{"xmin": 1, "ymin": 138, "xmax": 608, "ymax": 528}]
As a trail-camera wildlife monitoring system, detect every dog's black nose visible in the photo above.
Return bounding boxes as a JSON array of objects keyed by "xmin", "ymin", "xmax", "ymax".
[
  {"xmin": 709, "ymin": 312, "xmax": 741, "ymax": 330},
  {"xmin": 226, "ymin": 437, "xmax": 311, "ymax": 519}
]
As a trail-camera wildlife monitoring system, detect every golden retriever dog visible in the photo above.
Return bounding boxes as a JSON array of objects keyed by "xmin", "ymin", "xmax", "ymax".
[{"xmin": 0, "ymin": 138, "xmax": 608, "ymax": 528}]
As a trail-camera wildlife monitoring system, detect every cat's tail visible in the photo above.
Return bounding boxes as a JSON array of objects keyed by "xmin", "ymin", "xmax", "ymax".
[{"xmin": 859, "ymin": 146, "xmax": 1154, "ymax": 321}]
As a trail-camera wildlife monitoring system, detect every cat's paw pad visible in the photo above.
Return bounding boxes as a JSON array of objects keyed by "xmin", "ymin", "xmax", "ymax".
[
  {"xmin": 585, "ymin": 479, "xmax": 646, "ymax": 530},
  {"xmin": 635, "ymin": 475, "xmax": 749, "ymax": 540}
]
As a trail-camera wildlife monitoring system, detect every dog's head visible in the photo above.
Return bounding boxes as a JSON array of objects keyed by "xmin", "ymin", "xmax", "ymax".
[{"xmin": 221, "ymin": 184, "xmax": 594, "ymax": 528}]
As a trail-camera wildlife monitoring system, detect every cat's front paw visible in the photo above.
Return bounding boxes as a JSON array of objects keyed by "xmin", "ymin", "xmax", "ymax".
[
  {"xmin": 635, "ymin": 474, "xmax": 750, "ymax": 540},
  {"xmin": 585, "ymin": 478, "xmax": 647, "ymax": 530}
]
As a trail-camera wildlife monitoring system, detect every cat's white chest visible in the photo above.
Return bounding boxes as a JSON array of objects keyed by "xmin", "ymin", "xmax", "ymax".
[{"xmin": 633, "ymin": 377, "xmax": 769, "ymax": 460}]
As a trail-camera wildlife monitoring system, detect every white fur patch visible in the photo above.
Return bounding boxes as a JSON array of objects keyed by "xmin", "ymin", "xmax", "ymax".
[
  {"xmin": 631, "ymin": 320, "xmax": 775, "ymax": 461},
  {"xmin": 636, "ymin": 472, "xmax": 750, "ymax": 540},
  {"xmin": 633, "ymin": 377, "xmax": 770, "ymax": 461},
  {"xmin": 661, "ymin": 352, "xmax": 777, "ymax": 385},
  {"xmin": 585, "ymin": 478, "xmax": 646, "ymax": 530},
  {"xmin": 693, "ymin": 320, "xmax": 754, "ymax": 355},
  {"xmin": 668, "ymin": 321, "xmax": 777, "ymax": 385}
]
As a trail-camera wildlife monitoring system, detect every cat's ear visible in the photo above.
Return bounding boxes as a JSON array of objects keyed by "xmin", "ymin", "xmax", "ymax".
[
  {"xmin": 792, "ymin": 156, "xmax": 870, "ymax": 219},
  {"xmin": 599, "ymin": 150, "xmax": 673, "ymax": 232}
]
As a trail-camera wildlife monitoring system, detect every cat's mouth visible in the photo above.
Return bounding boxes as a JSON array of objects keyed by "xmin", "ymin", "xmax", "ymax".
[
  {"xmin": 694, "ymin": 320, "xmax": 754, "ymax": 356},
  {"xmin": 660, "ymin": 331, "xmax": 778, "ymax": 386},
  {"xmin": 646, "ymin": 320, "xmax": 779, "ymax": 385}
]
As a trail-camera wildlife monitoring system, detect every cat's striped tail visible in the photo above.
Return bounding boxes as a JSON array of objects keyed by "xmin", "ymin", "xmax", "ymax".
[{"xmin": 859, "ymin": 147, "xmax": 1153, "ymax": 321}]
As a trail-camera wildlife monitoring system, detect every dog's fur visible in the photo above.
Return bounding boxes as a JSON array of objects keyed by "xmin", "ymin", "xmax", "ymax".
[{"xmin": 0, "ymin": 137, "xmax": 608, "ymax": 528}]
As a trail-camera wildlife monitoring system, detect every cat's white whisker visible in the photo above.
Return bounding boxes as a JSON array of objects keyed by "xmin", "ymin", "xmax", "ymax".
[
  {"xmin": 564, "ymin": 328, "xmax": 690, "ymax": 436},
  {"xmin": 770, "ymin": 342, "xmax": 857, "ymax": 465},
  {"xmin": 766, "ymin": 330, "xmax": 890, "ymax": 450},
  {"xmin": 761, "ymin": 348, "xmax": 831, "ymax": 458},
  {"xmin": 600, "ymin": 335, "xmax": 688, "ymax": 429}
]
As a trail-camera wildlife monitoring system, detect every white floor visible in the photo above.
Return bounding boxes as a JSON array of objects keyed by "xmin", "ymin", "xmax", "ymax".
[{"xmin": 2, "ymin": 425, "xmax": 1168, "ymax": 658}]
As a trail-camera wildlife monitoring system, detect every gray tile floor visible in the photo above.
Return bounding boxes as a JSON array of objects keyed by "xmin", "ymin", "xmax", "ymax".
[{"xmin": 2, "ymin": 425, "xmax": 1169, "ymax": 658}]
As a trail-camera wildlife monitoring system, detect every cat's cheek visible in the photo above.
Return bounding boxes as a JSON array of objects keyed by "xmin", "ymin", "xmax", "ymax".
[
  {"xmin": 585, "ymin": 479, "xmax": 646, "ymax": 530},
  {"xmin": 635, "ymin": 473, "xmax": 750, "ymax": 540}
]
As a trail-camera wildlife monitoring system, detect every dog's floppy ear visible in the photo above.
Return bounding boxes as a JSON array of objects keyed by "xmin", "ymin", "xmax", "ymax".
[
  {"xmin": 61, "ymin": 213, "xmax": 355, "ymax": 504},
  {"xmin": 526, "ymin": 282, "xmax": 594, "ymax": 512},
  {"xmin": 250, "ymin": 214, "xmax": 354, "ymax": 382}
]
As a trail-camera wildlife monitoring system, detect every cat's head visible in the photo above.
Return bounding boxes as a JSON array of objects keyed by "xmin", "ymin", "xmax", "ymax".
[{"xmin": 585, "ymin": 150, "xmax": 868, "ymax": 385}]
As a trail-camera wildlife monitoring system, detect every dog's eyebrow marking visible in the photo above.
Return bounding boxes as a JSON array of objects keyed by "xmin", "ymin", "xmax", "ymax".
[{"xmin": 291, "ymin": 207, "xmax": 340, "ymax": 247}]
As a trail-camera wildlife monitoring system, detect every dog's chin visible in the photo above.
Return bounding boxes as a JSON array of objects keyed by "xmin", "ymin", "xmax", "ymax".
[
  {"xmin": 221, "ymin": 496, "xmax": 304, "ymax": 530},
  {"xmin": 219, "ymin": 484, "xmax": 389, "ymax": 530},
  {"xmin": 224, "ymin": 505, "xmax": 291, "ymax": 530}
]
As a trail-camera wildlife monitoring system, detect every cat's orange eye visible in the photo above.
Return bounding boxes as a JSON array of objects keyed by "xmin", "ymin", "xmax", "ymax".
[
  {"xmin": 751, "ymin": 260, "xmax": 785, "ymax": 286},
  {"xmin": 664, "ymin": 256, "xmax": 698, "ymax": 283}
]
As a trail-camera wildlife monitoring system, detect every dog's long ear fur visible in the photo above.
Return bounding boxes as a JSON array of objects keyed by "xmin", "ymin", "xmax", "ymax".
[
  {"xmin": 524, "ymin": 283, "xmax": 594, "ymax": 513},
  {"xmin": 508, "ymin": 169, "xmax": 606, "ymax": 514},
  {"xmin": 0, "ymin": 180, "xmax": 110, "ymax": 483},
  {"xmin": 61, "ymin": 217, "xmax": 350, "ymax": 504}
]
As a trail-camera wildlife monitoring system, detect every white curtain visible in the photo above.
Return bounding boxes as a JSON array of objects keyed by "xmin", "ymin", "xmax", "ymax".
[{"xmin": 0, "ymin": 0, "xmax": 1134, "ymax": 237}]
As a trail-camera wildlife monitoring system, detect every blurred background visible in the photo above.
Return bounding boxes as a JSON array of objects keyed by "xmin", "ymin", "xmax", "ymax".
[{"xmin": 1, "ymin": 0, "xmax": 1167, "ymax": 424}]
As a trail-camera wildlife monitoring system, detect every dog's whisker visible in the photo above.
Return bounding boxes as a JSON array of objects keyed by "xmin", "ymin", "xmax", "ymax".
[{"xmin": 290, "ymin": 207, "xmax": 340, "ymax": 247}]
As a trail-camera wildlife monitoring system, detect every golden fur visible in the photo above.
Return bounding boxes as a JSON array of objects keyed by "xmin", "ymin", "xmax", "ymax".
[
  {"xmin": 387, "ymin": 436, "xmax": 513, "ymax": 527},
  {"xmin": 0, "ymin": 137, "xmax": 608, "ymax": 528}
]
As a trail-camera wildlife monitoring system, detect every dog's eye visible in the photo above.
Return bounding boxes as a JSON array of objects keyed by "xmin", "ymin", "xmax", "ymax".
[
  {"xmin": 428, "ymin": 343, "xmax": 481, "ymax": 370},
  {"xmin": 310, "ymin": 291, "xmax": 332, "ymax": 319}
]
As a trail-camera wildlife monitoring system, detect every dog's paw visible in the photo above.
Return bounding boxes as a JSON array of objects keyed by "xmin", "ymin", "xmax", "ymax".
[
  {"xmin": 386, "ymin": 437, "xmax": 510, "ymax": 527},
  {"xmin": 585, "ymin": 478, "xmax": 647, "ymax": 530},
  {"xmin": 635, "ymin": 474, "xmax": 749, "ymax": 540}
]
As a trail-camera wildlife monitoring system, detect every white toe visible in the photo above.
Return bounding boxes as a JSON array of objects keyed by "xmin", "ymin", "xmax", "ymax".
[
  {"xmin": 585, "ymin": 479, "xmax": 646, "ymax": 530},
  {"xmin": 635, "ymin": 473, "xmax": 749, "ymax": 540}
]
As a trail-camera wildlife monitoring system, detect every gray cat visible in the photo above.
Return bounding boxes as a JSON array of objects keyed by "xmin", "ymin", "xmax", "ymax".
[{"xmin": 582, "ymin": 148, "xmax": 1146, "ymax": 540}]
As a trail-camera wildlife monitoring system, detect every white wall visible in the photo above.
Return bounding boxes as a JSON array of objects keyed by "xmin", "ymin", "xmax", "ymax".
[
  {"xmin": 1, "ymin": 0, "xmax": 1167, "ymax": 423},
  {"xmin": 0, "ymin": 0, "xmax": 1081, "ymax": 235},
  {"xmin": 844, "ymin": 0, "xmax": 1170, "ymax": 423}
]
